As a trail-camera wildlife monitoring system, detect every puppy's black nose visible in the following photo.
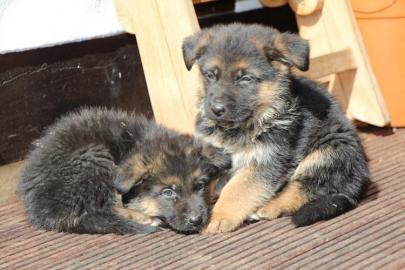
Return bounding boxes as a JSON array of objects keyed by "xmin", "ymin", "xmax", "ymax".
[
  {"xmin": 211, "ymin": 103, "xmax": 225, "ymax": 116},
  {"xmin": 187, "ymin": 215, "xmax": 203, "ymax": 226}
]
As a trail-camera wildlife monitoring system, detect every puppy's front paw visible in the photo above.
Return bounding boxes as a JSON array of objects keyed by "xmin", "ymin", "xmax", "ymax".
[
  {"xmin": 115, "ymin": 207, "xmax": 155, "ymax": 225},
  {"xmin": 256, "ymin": 205, "xmax": 281, "ymax": 220},
  {"xmin": 137, "ymin": 224, "xmax": 162, "ymax": 234},
  {"xmin": 203, "ymin": 214, "xmax": 241, "ymax": 234}
]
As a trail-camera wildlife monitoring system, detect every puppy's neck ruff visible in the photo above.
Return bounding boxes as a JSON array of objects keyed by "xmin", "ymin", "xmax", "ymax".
[{"xmin": 196, "ymin": 91, "xmax": 299, "ymax": 153}]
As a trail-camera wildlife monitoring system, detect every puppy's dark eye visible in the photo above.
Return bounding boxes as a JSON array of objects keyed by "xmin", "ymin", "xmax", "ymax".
[
  {"xmin": 195, "ymin": 176, "xmax": 209, "ymax": 191},
  {"xmin": 237, "ymin": 75, "xmax": 254, "ymax": 84},
  {"xmin": 195, "ymin": 181, "xmax": 205, "ymax": 191},
  {"xmin": 204, "ymin": 71, "xmax": 217, "ymax": 82},
  {"xmin": 161, "ymin": 188, "xmax": 176, "ymax": 198}
]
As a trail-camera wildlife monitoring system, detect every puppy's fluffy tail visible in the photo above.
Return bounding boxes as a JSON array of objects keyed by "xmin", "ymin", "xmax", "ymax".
[
  {"xmin": 71, "ymin": 213, "xmax": 159, "ymax": 235},
  {"xmin": 292, "ymin": 194, "xmax": 355, "ymax": 227}
]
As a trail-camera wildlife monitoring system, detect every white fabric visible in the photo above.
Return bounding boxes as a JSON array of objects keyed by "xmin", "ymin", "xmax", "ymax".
[{"xmin": 0, "ymin": 0, "xmax": 124, "ymax": 54}]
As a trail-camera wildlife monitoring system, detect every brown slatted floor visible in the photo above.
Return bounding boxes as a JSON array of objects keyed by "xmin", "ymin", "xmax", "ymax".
[{"xmin": 1, "ymin": 128, "xmax": 405, "ymax": 270}]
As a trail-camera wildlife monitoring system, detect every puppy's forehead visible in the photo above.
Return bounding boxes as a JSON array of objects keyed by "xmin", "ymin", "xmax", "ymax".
[
  {"xmin": 207, "ymin": 25, "xmax": 273, "ymax": 52},
  {"xmin": 204, "ymin": 55, "xmax": 251, "ymax": 70},
  {"xmin": 159, "ymin": 149, "xmax": 205, "ymax": 177},
  {"xmin": 202, "ymin": 36, "xmax": 268, "ymax": 72},
  {"xmin": 158, "ymin": 168, "xmax": 202, "ymax": 190},
  {"xmin": 207, "ymin": 38, "xmax": 260, "ymax": 60},
  {"xmin": 159, "ymin": 175, "xmax": 182, "ymax": 186}
]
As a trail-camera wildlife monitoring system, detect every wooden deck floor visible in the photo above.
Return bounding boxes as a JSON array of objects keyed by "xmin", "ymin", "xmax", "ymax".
[{"xmin": 1, "ymin": 128, "xmax": 404, "ymax": 270}]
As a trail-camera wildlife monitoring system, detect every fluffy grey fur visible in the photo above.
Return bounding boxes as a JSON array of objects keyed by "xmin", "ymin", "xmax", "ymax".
[
  {"xmin": 19, "ymin": 108, "xmax": 229, "ymax": 234},
  {"xmin": 183, "ymin": 23, "xmax": 369, "ymax": 228}
]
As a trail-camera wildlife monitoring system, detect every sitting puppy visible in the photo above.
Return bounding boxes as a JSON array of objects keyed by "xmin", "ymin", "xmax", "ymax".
[
  {"xmin": 19, "ymin": 108, "xmax": 230, "ymax": 234},
  {"xmin": 182, "ymin": 23, "xmax": 369, "ymax": 233}
]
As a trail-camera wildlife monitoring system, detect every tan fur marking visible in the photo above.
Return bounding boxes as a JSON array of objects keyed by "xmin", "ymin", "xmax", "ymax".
[
  {"xmin": 138, "ymin": 196, "xmax": 161, "ymax": 217},
  {"xmin": 152, "ymin": 152, "xmax": 167, "ymax": 172},
  {"xmin": 251, "ymin": 38, "xmax": 264, "ymax": 51},
  {"xmin": 257, "ymin": 181, "xmax": 309, "ymax": 220},
  {"xmin": 257, "ymin": 81, "xmax": 278, "ymax": 108},
  {"xmin": 119, "ymin": 152, "xmax": 167, "ymax": 189},
  {"xmin": 191, "ymin": 168, "xmax": 202, "ymax": 180},
  {"xmin": 203, "ymin": 166, "xmax": 269, "ymax": 234},
  {"xmin": 206, "ymin": 57, "xmax": 224, "ymax": 70},
  {"xmin": 160, "ymin": 176, "xmax": 182, "ymax": 186},
  {"xmin": 114, "ymin": 206, "xmax": 154, "ymax": 225},
  {"xmin": 252, "ymin": 80, "xmax": 280, "ymax": 122},
  {"xmin": 293, "ymin": 148, "xmax": 333, "ymax": 179},
  {"xmin": 208, "ymin": 179, "xmax": 219, "ymax": 205},
  {"xmin": 125, "ymin": 153, "xmax": 148, "ymax": 176},
  {"xmin": 273, "ymin": 35, "xmax": 288, "ymax": 55},
  {"xmin": 232, "ymin": 59, "xmax": 250, "ymax": 70},
  {"xmin": 272, "ymin": 61, "xmax": 289, "ymax": 72}
]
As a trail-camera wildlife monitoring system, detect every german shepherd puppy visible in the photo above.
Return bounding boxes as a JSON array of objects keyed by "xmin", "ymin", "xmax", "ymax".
[
  {"xmin": 182, "ymin": 23, "xmax": 369, "ymax": 233},
  {"xmin": 19, "ymin": 108, "xmax": 230, "ymax": 234}
]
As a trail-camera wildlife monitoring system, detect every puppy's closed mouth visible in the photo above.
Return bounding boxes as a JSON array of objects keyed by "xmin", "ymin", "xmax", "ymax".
[
  {"xmin": 147, "ymin": 215, "xmax": 196, "ymax": 233},
  {"xmin": 207, "ymin": 110, "xmax": 254, "ymax": 127},
  {"xmin": 210, "ymin": 118, "xmax": 244, "ymax": 129}
]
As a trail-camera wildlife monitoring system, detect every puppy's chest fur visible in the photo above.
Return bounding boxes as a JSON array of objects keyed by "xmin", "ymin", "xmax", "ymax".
[
  {"xmin": 198, "ymin": 126, "xmax": 286, "ymax": 172},
  {"xmin": 231, "ymin": 142, "xmax": 278, "ymax": 170}
]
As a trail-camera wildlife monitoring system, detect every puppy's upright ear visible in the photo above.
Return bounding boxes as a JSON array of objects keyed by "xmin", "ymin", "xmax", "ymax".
[
  {"xmin": 114, "ymin": 154, "xmax": 149, "ymax": 194},
  {"xmin": 267, "ymin": 32, "xmax": 310, "ymax": 71},
  {"xmin": 182, "ymin": 30, "xmax": 210, "ymax": 70}
]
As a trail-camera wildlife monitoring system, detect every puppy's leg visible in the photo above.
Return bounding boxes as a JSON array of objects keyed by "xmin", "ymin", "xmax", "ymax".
[
  {"xmin": 256, "ymin": 181, "xmax": 310, "ymax": 220},
  {"xmin": 204, "ymin": 166, "xmax": 269, "ymax": 234}
]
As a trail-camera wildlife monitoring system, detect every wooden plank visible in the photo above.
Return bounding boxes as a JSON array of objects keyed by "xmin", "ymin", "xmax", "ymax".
[
  {"xmin": 295, "ymin": 48, "xmax": 356, "ymax": 79},
  {"xmin": 296, "ymin": 10, "xmax": 350, "ymax": 112},
  {"xmin": 296, "ymin": 0, "xmax": 390, "ymax": 126},
  {"xmin": 114, "ymin": 0, "xmax": 201, "ymax": 133},
  {"xmin": 0, "ymin": 161, "xmax": 22, "ymax": 203},
  {"xmin": 1, "ymin": 129, "xmax": 405, "ymax": 268},
  {"xmin": 155, "ymin": 0, "xmax": 201, "ymax": 127}
]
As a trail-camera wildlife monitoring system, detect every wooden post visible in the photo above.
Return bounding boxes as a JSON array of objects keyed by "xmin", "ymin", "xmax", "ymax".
[
  {"xmin": 296, "ymin": 0, "xmax": 389, "ymax": 126},
  {"xmin": 114, "ymin": 0, "xmax": 201, "ymax": 133}
]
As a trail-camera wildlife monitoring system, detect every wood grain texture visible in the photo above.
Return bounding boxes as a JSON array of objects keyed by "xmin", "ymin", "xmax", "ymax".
[
  {"xmin": 295, "ymin": 48, "xmax": 356, "ymax": 80},
  {"xmin": 115, "ymin": 0, "xmax": 201, "ymax": 133},
  {"xmin": 1, "ymin": 127, "xmax": 404, "ymax": 269},
  {"xmin": 0, "ymin": 161, "xmax": 22, "ymax": 203},
  {"xmin": 296, "ymin": 0, "xmax": 389, "ymax": 126}
]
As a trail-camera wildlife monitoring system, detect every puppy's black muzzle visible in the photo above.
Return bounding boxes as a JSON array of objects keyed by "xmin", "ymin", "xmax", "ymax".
[{"xmin": 211, "ymin": 102, "xmax": 226, "ymax": 117}]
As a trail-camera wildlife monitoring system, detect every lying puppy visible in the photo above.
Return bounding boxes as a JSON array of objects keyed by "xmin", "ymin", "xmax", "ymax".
[
  {"xmin": 19, "ymin": 108, "xmax": 230, "ymax": 234},
  {"xmin": 183, "ymin": 23, "xmax": 369, "ymax": 233}
]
